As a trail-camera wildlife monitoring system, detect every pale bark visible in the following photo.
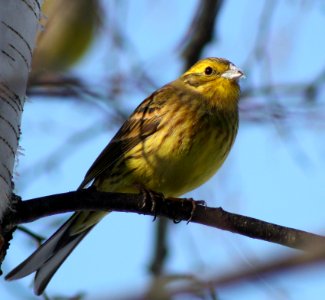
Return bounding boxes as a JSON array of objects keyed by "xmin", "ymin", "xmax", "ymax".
[{"xmin": 0, "ymin": 0, "xmax": 42, "ymax": 219}]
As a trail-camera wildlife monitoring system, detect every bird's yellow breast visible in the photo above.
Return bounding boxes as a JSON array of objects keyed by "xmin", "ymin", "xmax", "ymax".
[{"xmin": 121, "ymin": 104, "xmax": 238, "ymax": 197}]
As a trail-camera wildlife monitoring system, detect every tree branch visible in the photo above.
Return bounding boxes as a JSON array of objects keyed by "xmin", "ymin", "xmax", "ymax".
[
  {"xmin": 149, "ymin": 217, "xmax": 169, "ymax": 276},
  {"xmin": 181, "ymin": 0, "xmax": 224, "ymax": 69},
  {"xmin": 171, "ymin": 244, "xmax": 325, "ymax": 298},
  {"xmin": 3, "ymin": 189, "xmax": 325, "ymax": 252}
]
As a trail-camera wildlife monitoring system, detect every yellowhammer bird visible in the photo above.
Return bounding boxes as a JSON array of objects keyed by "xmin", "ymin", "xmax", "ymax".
[{"xmin": 6, "ymin": 57, "xmax": 244, "ymax": 294}]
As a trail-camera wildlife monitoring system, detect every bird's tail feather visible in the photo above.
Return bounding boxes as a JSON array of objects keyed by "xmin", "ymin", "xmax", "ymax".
[
  {"xmin": 5, "ymin": 211, "xmax": 103, "ymax": 295},
  {"xmin": 33, "ymin": 227, "xmax": 90, "ymax": 295}
]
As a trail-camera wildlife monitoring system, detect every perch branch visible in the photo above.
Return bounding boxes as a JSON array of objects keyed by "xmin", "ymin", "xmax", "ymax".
[{"xmin": 3, "ymin": 189, "xmax": 324, "ymax": 252}]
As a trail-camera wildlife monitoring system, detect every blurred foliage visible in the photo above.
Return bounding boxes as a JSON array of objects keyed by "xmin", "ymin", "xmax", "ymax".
[{"xmin": 31, "ymin": 0, "xmax": 101, "ymax": 78}]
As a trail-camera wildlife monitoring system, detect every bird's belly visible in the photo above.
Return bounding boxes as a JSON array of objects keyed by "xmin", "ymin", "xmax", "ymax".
[{"xmin": 124, "ymin": 127, "xmax": 231, "ymax": 197}]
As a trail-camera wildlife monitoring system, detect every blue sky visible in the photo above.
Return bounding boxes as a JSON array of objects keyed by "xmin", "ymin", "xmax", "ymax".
[{"xmin": 3, "ymin": 0, "xmax": 325, "ymax": 299}]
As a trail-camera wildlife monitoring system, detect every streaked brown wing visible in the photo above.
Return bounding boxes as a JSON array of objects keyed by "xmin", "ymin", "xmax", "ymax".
[{"xmin": 77, "ymin": 91, "xmax": 164, "ymax": 189}]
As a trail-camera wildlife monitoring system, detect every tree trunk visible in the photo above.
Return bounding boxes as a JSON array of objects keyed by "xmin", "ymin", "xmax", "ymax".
[{"xmin": 0, "ymin": 0, "xmax": 42, "ymax": 220}]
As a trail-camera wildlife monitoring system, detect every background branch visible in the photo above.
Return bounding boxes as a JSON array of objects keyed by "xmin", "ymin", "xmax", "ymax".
[
  {"xmin": 171, "ymin": 245, "xmax": 325, "ymax": 298},
  {"xmin": 181, "ymin": 0, "xmax": 224, "ymax": 69}
]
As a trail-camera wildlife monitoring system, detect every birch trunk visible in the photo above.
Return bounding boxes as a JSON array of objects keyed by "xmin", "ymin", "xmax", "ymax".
[{"xmin": 0, "ymin": 0, "xmax": 42, "ymax": 220}]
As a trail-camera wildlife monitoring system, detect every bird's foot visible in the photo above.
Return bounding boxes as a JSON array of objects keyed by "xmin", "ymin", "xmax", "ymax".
[
  {"xmin": 168, "ymin": 197, "xmax": 206, "ymax": 224},
  {"xmin": 137, "ymin": 186, "xmax": 165, "ymax": 221},
  {"xmin": 186, "ymin": 198, "xmax": 206, "ymax": 224}
]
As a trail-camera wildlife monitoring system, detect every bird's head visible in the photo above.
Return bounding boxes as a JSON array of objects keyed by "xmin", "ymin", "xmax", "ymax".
[{"xmin": 181, "ymin": 58, "xmax": 244, "ymax": 110}]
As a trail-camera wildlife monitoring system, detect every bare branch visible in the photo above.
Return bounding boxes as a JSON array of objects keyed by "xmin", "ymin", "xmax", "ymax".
[
  {"xmin": 3, "ymin": 189, "xmax": 324, "ymax": 252},
  {"xmin": 16, "ymin": 226, "xmax": 45, "ymax": 246},
  {"xmin": 149, "ymin": 217, "xmax": 169, "ymax": 276},
  {"xmin": 181, "ymin": 0, "xmax": 224, "ymax": 69},
  {"xmin": 171, "ymin": 246, "xmax": 325, "ymax": 298}
]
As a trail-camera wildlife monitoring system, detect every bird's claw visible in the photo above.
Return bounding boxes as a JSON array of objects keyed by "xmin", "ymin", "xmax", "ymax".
[
  {"xmin": 168, "ymin": 197, "xmax": 206, "ymax": 224},
  {"xmin": 186, "ymin": 198, "xmax": 206, "ymax": 224},
  {"xmin": 138, "ymin": 187, "xmax": 164, "ymax": 221}
]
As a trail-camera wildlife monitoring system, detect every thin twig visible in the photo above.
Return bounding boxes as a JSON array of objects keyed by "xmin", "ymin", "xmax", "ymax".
[{"xmin": 16, "ymin": 226, "xmax": 45, "ymax": 246}]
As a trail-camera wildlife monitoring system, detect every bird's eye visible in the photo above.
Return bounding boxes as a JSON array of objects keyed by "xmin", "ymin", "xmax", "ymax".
[{"xmin": 204, "ymin": 66, "xmax": 213, "ymax": 75}]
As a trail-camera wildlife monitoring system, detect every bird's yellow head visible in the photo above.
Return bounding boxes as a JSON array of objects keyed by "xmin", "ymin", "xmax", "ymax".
[{"xmin": 181, "ymin": 58, "xmax": 244, "ymax": 110}]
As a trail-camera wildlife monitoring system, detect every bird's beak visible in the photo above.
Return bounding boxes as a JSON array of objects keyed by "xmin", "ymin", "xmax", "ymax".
[{"xmin": 221, "ymin": 64, "xmax": 245, "ymax": 80}]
